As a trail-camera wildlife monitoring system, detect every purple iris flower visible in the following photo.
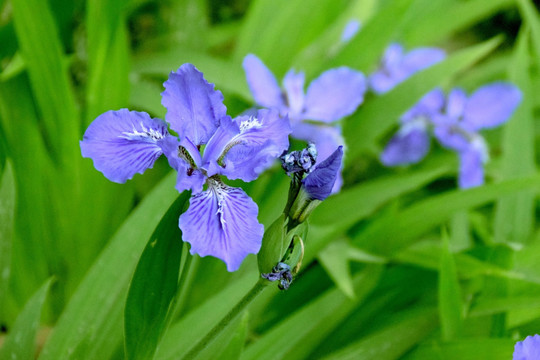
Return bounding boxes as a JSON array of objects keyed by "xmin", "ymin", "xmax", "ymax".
[
  {"xmin": 380, "ymin": 88, "xmax": 445, "ymax": 166},
  {"xmin": 81, "ymin": 64, "xmax": 291, "ymax": 271},
  {"xmin": 432, "ymin": 82, "xmax": 522, "ymax": 188},
  {"xmin": 243, "ymin": 54, "xmax": 367, "ymax": 192},
  {"xmin": 369, "ymin": 42, "xmax": 446, "ymax": 94},
  {"xmin": 514, "ymin": 334, "xmax": 540, "ymax": 360}
]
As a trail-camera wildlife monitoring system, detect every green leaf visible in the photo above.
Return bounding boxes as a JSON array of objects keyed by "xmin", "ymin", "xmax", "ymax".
[
  {"xmin": 194, "ymin": 311, "xmax": 249, "ymax": 360},
  {"xmin": 401, "ymin": 0, "xmax": 512, "ymax": 47},
  {"xmin": 124, "ymin": 196, "xmax": 185, "ymax": 360},
  {"xmin": 0, "ymin": 278, "xmax": 52, "ymax": 360},
  {"xmin": 0, "ymin": 160, "xmax": 15, "ymax": 321},
  {"xmin": 494, "ymin": 28, "xmax": 536, "ymax": 244},
  {"xmin": 355, "ymin": 174, "xmax": 540, "ymax": 256},
  {"xmin": 517, "ymin": 0, "xmax": 540, "ymax": 62},
  {"xmin": 439, "ymin": 231, "xmax": 463, "ymax": 341},
  {"xmin": 304, "ymin": 159, "xmax": 452, "ymax": 261},
  {"xmin": 327, "ymin": 0, "xmax": 415, "ymax": 72},
  {"xmin": 85, "ymin": 0, "xmax": 130, "ymax": 124},
  {"xmin": 235, "ymin": 0, "xmax": 348, "ymax": 76},
  {"xmin": 242, "ymin": 266, "xmax": 382, "ymax": 360},
  {"xmin": 133, "ymin": 49, "xmax": 250, "ymax": 100},
  {"xmin": 321, "ymin": 308, "xmax": 438, "ymax": 360},
  {"xmin": 39, "ymin": 173, "xmax": 182, "ymax": 360},
  {"xmin": 405, "ymin": 338, "xmax": 515, "ymax": 360},
  {"xmin": 216, "ymin": 311, "xmax": 249, "ymax": 360},
  {"xmin": 11, "ymin": 0, "xmax": 79, "ymax": 163},
  {"xmin": 344, "ymin": 37, "xmax": 501, "ymax": 161},
  {"xmin": 318, "ymin": 239, "xmax": 356, "ymax": 298},
  {"xmin": 257, "ymin": 214, "xmax": 286, "ymax": 274},
  {"xmin": 155, "ymin": 273, "xmax": 257, "ymax": 359}
]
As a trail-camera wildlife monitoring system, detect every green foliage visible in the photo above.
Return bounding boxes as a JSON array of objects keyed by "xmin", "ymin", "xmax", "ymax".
[{"xmin": 124, "ymin": 196, "xmax": 185, "ymax": 360}]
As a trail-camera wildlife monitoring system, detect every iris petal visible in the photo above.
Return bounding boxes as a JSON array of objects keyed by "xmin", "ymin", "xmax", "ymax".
[
  {"xmin": 80, "ymin": 109, "xmax": 169, "ymax": 183},
  {"xmin": 243, "ymin": 54, "xmax": 285, "ymax": 109},
  {"xmin": 303, "ymin": 67, "xmax": 367, "ymax": 122},
  {"xmin": 458, "ymin": 146, "xmax": 485, "ymax": 189},
  {"xmin": 464, "ymin": 82, "xmax": 522, "ymax": 130},
  {"xmin": 381, "ymin": 126, "xmax": 430, "ymax": 166},
  {"xmin": 179, "ymin": 180, "xmax": 264, "ymax": 272},
  {"xmin": 283, "ymin": 69, "xmax": 305, "ymax": 117},
  {"xmin": 161, "ymin": 64, "xmax": 227, "ymax": 145},
  {"xmin": 203, "ymin": 109, "xmax": 291, "ymax": 182}
]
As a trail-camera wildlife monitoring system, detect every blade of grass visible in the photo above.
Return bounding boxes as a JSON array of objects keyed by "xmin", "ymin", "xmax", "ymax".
[
  {"xmin": 355, "ymin": 174, "xmax": 540, "ymax": 256},
  {"xmin": 39, "ymin": 173, "xmax": 182, "ymax": 360},
  {"xmin": 124, "ymin": 196, "xmax": 185, "ymax": 360},
  {"xmin": 494, "ymin": 28, "xmax": 536, "ymax": 244},
  {"xmin": 0, "ymin": 279, "xmax": 52, "ymax": 360},
  {"xmin": 0, "ymin": 160, "xmax": 15, "ymax": 323},
  {"xmin": 439, "ymin": 231, "xmax": 463, "ymax": 341}
]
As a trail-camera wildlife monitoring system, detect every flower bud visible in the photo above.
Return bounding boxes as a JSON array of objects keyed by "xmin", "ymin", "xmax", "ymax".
[{"xmin": 288, "ymin": 146, "xmax": 343, "ymax": 224}]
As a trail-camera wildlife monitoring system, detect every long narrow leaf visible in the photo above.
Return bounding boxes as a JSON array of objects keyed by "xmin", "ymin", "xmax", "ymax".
[{"xmin": 124, "ymin": 196, "xmax": 185, "ymax": 360}]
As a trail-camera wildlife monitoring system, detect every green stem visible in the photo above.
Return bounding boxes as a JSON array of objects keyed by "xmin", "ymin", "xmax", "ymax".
[
  {"xmin": 182, "ymin": 279, "xmax": 268, "ymax": 360},
  {"xmin": 171, "ymin": 250, "xmax": 198, "ymax": 320}
]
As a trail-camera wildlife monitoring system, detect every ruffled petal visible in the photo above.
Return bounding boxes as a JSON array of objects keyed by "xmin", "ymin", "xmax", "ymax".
[
  {"xmin": 179, "ymin": 180, "xmax": 264, "ymax": 272},
  {"xmin": 463, "ymin": 82, "xmax": 522, "ymax": 130},
  {"xmin": 458, "ymin": 145, "xmax": 485, "ymax": 189},
  {"xmin": 513, "ymin": 335, "xmax": 540, "ymax": 360},
  {"xmin": 380, "ymin": 126, "xmax": 430, "ymax": 166},
  {"xmin": 243, "ymin": 54, "xmax": 285, "ymax": 109},
  {"xmin": 80, "ymin": 109, "xmax": 169, "ymax": 183},
  {"xmin": 283, "ymin": 69, "xmax": 305, "ymax": 117},
  {"xmin": 303, "ymin": 67, "xmax": 366, "ymax": 122},
  {"xmin": 203, "ymin": 109, "xmax": 291, "ymax": 182},
  {"xmin": 161, "ymin": 64, "xmax": 227, "ymax": 145},
  {"xmin": 292, "ymin": 122, "xmax": 345, "ymax": 192}
]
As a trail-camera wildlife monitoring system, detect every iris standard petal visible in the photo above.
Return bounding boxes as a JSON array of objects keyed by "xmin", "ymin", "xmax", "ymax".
[
  {"xmin": 464, "ymin": 82, "xmax": 522, "ymax": 130},
  {"xmin": 204, "ymin": 109, "xmax": 291, "ymax": 182},
  {"xmin": 161, "ymin": 63, "xmax": 227, "ymax": 145},
  {"xmin": 303, "ymin": 67, "xmax": 366, "ymax": 122},
  {"xmin": 283, "ymin": 69, "xmax": 306, "ymax": 117},
  {"xmin": 80, "ymin": 109, "xmax": 169, "ymax": 183},
  {"xmin": 381, "ymin": 126, "xmax": 430, "ymax": 166},
  {"xmin": 514, "ymin": 334, "xmax": 540, "ymax": 360},
  {"xmin": 292, "ymin": 122, "xmax": 345, "ymax": 192},
  {"xmin": 243, "ymin": 54, "xmax": 285, "ymax": 109},
  {"xmin": 179, "ymin": 180, "xmax": 264, "ymax": 272},
  {"xmin": 458, "ymin": 146, "xmax": 485, "ymax": 189}
]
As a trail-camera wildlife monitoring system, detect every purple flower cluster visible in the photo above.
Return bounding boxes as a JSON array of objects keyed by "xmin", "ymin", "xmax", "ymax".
[
  {"xmin": 81, "ymin": 64, "xmax": 291, "ymax": 271},
  {"xmin": 243, "ymin": 54, "xmax": 367, "ymax": 192},
  {"xmin": 381, "ymin": 83, "xmax": 522, "ymax": 188},
  {"xmin": 514, "ymin": 335, "xmax": 540, "ymax": 360}
]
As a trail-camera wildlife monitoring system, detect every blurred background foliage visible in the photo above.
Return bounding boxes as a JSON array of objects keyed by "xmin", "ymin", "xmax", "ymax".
[{"xmin": 1, "ymin": 0, "xmax": 540, "ymax": 359}]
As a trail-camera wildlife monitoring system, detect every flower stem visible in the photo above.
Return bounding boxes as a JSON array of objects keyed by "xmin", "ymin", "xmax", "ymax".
[{"xmin": 182, "ymin": 279, "xmax": 269, "ymax": 359}]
